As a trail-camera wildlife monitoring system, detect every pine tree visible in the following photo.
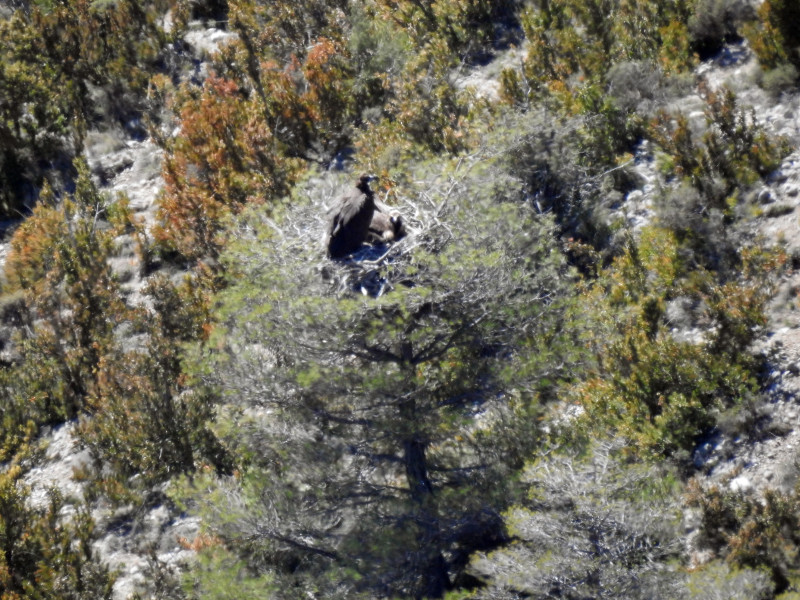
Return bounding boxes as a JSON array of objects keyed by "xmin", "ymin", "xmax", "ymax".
[{"xmin": 196, "ymin": 165, "xmax": 579, "ymax": 598}]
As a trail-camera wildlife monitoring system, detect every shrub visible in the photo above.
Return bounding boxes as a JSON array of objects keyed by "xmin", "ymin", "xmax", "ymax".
[
  {"xmin": 688, "ymin": 0, "xmax": 754, "ymax": 59},
  {"xmin": 154, "ymin": 74, "xmax": 302, "ymax": 263},
  {"xmin": 219, "ymin": 0, "xmax": 367, "ymax": 164},
  {"xmin": 373, "ymin": 0, "xmax": 521, "ymax": 59},
  {"xmin": 743, "ymin": 0, "xmax": 800, "ymax": 71},
  {"xmin": 347, "ymin": 4, "xmax": 411, "ymax": 112},
  {"xmin": 465, "ymin": 441, "xmax": 685, "ymax": 599},
  {"xmin": 77, "ymin": 272, "xmax": 232, "ymax": 486},
  {"xmin": 178, "ymin": 537, "xmax": 278, "ymax": 600},
  {"xmin": 0, "ymin": 0, "xmax": 180, "ymax": 215},
  {"xmin": 761, "ymin": 63, "xmax": 799, "ymax": 97},
  {"xmin": 0, "ymin": 13, "xmax": 73, "ymax": 216},
  {"xmin": 516, "ymin": 0, "xmax": 695, "ymax": 105},
  {"xmin": 510, "ymin": 1, "xmax": 698, "ymax": 169},
  {"xmin": 382, "ymin": 38, "xmax": 478, "ymax": 154},
  {"xmin": 352, "ymin": 38, "xmax": 482, "ymax": 173},
  {"xmin": 650, "ymin": 85, "xmax": 791, "ymax": 217},
  {"xmin": 298, "ymin": 37, "xmax": 359, "ymax": 156},
  {"xmin": 605, "ymin": 60, "xmax": 667, "ymax": 114},
  {"xmin": 0, "ymin": 467, "xmax": 116, "ymax": 599},
  {"xmin": 2, "ymin": 160, "xmax": 128, "ymax": 436},
  {"xmin": 4, "ymin": 192, "xmax": 66, "ymax": 293},
  {"xmin": 226, "ymin": 0, "xmax": 348, "ymax": 64},
  {"xmin": 684, "ymin": 561, "xmax": 773, "ymax": 600},
  {"xmin": 575, "ymin": 82, "xmax": 646, "ymax": 167},
  {"xmin": 573, "ymin": 227, "xmax": 775, "ymax": 459},
  {"xmin": 483, "ymin": 107, "xmax": 622, "ymax": 264},
  {"xmin": 78, "ymin": 333, "xmax": 222, "ymax": 485},
  {"xmin": 0, "ymin": 157, "xmax": 228, "ymax": 484},
  {"xmin": 687, "ymin": 478, "xmax": 800, "ymax": 594}
]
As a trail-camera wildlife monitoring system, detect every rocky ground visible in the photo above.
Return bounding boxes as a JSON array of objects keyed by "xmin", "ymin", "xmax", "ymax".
[
  {"xmin": 9, "ymin": 31, "xmax": 800, "ymax": 599},
  {"xmin": 21, "ymin": 132, "xmax": 195, "ymax": 600},
  {"xmin": 689, "ymin": 45, "xmax": 800, "ymax": 496},
  {"xmin": 16, "ymin": 23, "xmax": 226, "ymax": 600}
]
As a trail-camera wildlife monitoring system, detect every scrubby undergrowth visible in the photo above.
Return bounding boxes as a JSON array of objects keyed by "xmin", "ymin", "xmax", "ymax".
[{"xmin": 2, "ymin": 0, "xmax": 800, "ymax": 598}]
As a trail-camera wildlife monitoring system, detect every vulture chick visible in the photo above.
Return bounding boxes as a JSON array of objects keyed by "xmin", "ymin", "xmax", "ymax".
[
  {"xmin": 367, "ymin": 210, "xmax": 407, "ymax": 244},
  {"xmin": 326, "ymin": 174, "xmax": 377, "ymax": 258}
]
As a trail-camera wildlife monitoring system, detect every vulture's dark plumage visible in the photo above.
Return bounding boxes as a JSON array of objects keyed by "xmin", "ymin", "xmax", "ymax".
[{"xmin": 326, "ymin": 174, "xmax": 377, "ymax": 258}]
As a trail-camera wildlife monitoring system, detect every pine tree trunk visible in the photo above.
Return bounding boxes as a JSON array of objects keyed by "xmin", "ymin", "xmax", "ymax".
[{"xmin": 401, "ymin": 397, "xmax": 450, "ymax": 598}]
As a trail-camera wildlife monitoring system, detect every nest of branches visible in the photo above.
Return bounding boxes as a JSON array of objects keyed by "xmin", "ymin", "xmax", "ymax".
[{"xmin": 234, "ymin": 174, "xmax": 461, "ymax": 298}]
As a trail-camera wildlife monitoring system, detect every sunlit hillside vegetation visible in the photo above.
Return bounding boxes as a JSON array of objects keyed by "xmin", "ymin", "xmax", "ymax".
[{"xmin": 1, "ymin": 0, "xmax": 800, "ymax": 597}]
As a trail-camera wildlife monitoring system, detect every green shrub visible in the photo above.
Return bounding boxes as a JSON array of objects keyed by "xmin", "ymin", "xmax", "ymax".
[
  {"xmin": 382, "ymin": 38, "xmax": 478, "ymax": 154},
  {"xmin": 573, "ymin": 227, "xmax": 776, "ymax": 459},
  {"xmin": 347, "ymin": 3, "xmax": 412, "ymax": 113},
  {"xmin": 219, "ymin": 0, "xmax": 362, "ymax": 162},
  {"xmin": 0, "ymin": 157, "xmax": 227, "ymax": 483},
  {"xmin": 685, "ymin": 561, "xmax": 773, "ymax": 600},
  {"xmin": 650, "ymin": 85, "xmax": 791, "ymax": 220},
  {"xmin": 226, "ymin": 0, "xmax": 348, "ymax": 65},
  {"xmin": 687, "ymin": 478, "xmax": 800, "ymax": 594},
  {"xmin": 179, "ymin": 537, "xmax": 278, "ymax": 600},
  {"xmin": 486, "ymin": 108, "xmax": 610, "ymax": 254},
  {"xmin": 77, "ymin": 271, "xmax": 231, "ymax": 487},
  {"xmin": 0, "ymin": 466, "xmax": 116, "ymax": 599},
  {"xmin": 688, "ymin": 0, "xmax": 754, "ymax": 59},
  {"xmin": 516, "ymin": 0, "xmax": 695, "ymax": 106},
  {"xmin": 508, "ymin": 1, "xmax": 701, "ymax": 169},
  {"xmin": 373, "ymin": 0, "xmax": 521, "ymax": 58},
  {"xmin": 0, "ymin": 0, "xmax": 180, "ymax": 215},
  {"xmin": 575, "ymin": 82, "xmax": 645, "ymax": 167},
  {"xmin": 761, "ymin": 63, "xmax": 799, "ymax": 96},
  {"xmin": 464, "ymin": 441, "xmax": 685, "ymax": 599},
  {"xmin": 0, "ymin": 160, "xmax": 128, "ymax": 452},
  {"xmin": 78, "ymin": 333, "xmax": 223, "ymax": 485},
  {"xmin": 743, "ymin": 0, "xmax": 800, "ymax": 71}
]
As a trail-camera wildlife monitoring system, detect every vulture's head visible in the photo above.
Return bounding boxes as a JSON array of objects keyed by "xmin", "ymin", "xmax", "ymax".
[{"xmin": 358, "ymin": 173, "xmax": 378, "ymax": 191}]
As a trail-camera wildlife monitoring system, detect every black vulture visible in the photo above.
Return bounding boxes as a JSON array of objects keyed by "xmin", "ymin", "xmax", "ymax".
[
  {"xmin": 326, "ymin": 174, "xmax": 377, "ymax": 258},
  {"xmin": 367, "ymin": 210, "xmax": 407, "ymax": 244}
]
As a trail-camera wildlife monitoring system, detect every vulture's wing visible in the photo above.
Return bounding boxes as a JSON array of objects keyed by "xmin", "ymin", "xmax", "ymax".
[
  {"xmin": 328, "ymin": 190, "xmax": 367, "ymax": 237},
  {"xmin": 328, "ymin": 210, "xmax": 343, "ymax": 238}
]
